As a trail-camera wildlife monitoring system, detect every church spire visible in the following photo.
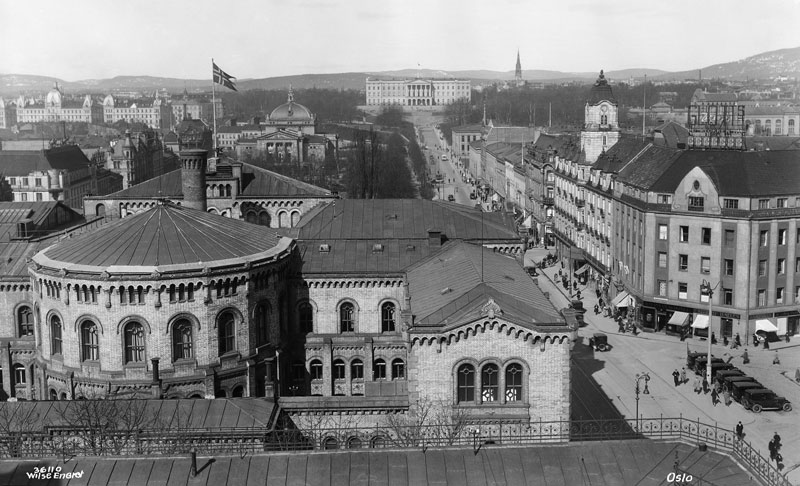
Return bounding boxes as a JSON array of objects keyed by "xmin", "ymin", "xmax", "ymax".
[{"xmin": 515, "ymin": 50, "xmax": 522, "ymax": 86}]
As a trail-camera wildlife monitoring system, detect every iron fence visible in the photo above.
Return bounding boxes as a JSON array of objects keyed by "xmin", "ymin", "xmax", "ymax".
[{"xmin": 0, "ymin": 416, "xmax": 789, "ymax": 486}]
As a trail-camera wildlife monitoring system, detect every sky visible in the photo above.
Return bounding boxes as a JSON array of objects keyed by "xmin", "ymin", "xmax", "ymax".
[{"xmin": 2, "ymin": 0, "xmax": 799, "ymax": 81}]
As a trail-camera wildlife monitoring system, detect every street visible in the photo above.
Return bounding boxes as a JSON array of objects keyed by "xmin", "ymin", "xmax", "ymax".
[{"xmin": 527, "ymin": 250, "xmax": 800, "ymax": 483}]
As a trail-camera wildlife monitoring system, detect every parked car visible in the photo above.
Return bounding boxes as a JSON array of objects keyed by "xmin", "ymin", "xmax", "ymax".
[
  {"xmin": 447, "ymin": 194, "xmax": 455, "ymax": 202},
  {"xmin": 692, "ymin": 357, "xmax": 725, "ymax": 374},
  {"xmin": 469, "ymin": 192, "xmax": 477, "ymax": 199},
  {"xmin": 731, "ymin": 381, "xmax": 766, "ymax": 402},
  {"xmin": 721, "ymin": 375, "xmax": 761, "ymax": 390},
  {"xmin": 687, "ymin": 352, "xmax": 710, "ymax": 369},
  {"xmin": 714, "ymin": 369, "xmax": 744, "ymax": 387},
  {"xmin": 740, "ymin": 388, "xmax": 792, "ymax": 412}
]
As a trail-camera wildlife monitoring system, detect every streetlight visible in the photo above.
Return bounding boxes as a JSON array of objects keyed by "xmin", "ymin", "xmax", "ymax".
[
  {"xmin": 700, "ymin": 280, "xmax": 720, "ymax": 383},
  {"xmin": 634, "ymin": 372, "xmax": 650, "ymax": 432}
]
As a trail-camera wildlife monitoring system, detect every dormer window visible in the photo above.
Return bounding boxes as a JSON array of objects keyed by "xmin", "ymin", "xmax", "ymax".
[{"xmin": 688, "ymin": 196, "xmax": 705, "ymax": 212}]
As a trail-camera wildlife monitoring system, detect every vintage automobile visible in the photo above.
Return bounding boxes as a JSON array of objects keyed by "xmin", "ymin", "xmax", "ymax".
[
  {"xmin": 731, "ymin": 381, "xmax": 766, "ymax": 402},
  {"xmin": 687, "ymin": 352, "xmax": 710, "ymax": 369},
  {"xmin": 740, "ymin": 388, "xmax": 792, "ymax": 413},
  {"xmin": 589, "ymin": 333, "xmax": 609, "ymax": 352},
  {"xmin": 692, "ymin": 357, "xmax": 726, "ymax": 375},
  {"xmin": 721, "ymin": 375, "xmax": 761, "ymax": 391},
  {"xmin": 713, "ymin": 369, "xmax": 744, "ymax": 387}
]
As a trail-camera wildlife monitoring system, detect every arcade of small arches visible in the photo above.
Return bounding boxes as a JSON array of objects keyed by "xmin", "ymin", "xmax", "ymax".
[
  {"xmin": 302, "ymin": 355, "xmax": 407, "ymax": 397},
  {"xmin": 410, "ymin": 320, "xmax": 571, "ymax": 349},
  {"xmin": 454, "ymin": 358, "xmax": 528, "ymax": 405}
]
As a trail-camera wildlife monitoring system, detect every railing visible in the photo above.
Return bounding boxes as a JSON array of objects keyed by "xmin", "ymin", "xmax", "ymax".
[{"xmin": 0, "ymin": 417, "xmax": 788, "ymax": 485}]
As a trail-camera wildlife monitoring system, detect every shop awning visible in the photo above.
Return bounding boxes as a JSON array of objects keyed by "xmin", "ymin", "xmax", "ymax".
[
  {"xmin": 574, "ymin": 264, "xmax": 590, "ymax": 275},
  {"xmin": 755, "ymin": 319, "xmax": 779, "ymax": 333},
  {"xmin": 691, "ymin": 315, "xmax": 709, "ymax": 329},
  {"xmin": 668, "ymin": 311, "xmax": 690, "ymax": 326},
  {"xmin": 611, "ymin": 291, "xmax": 631, "ymax": 308}
]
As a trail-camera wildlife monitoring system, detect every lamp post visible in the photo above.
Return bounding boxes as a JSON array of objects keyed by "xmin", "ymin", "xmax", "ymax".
[
  {"xmin": 700, "ymin": 280, "xmax": 719, "ymax": 382},
  {"xmin": 634, "ymin": 372, "xmax": 650, "ymax": 432}
]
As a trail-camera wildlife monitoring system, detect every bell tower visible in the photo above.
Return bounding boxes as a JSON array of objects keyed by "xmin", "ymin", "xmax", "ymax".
[{"xmin": 581, "ymin": 70, "xmax": 620, "ymax": 163}]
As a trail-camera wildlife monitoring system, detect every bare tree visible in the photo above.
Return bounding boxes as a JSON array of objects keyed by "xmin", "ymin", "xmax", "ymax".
[
  {"xmin": 0, "ymin": 402, "xmax": 42, "ymax": 457},
  {"xmin": 381, "ymin": 398, "xmax": 470, "ymax": 448}
]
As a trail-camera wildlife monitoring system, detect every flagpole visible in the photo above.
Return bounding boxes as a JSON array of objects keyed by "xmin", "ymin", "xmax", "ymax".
[{"xmin": 212, "ymin": 58, "xmax": 217, "ymax": 155}]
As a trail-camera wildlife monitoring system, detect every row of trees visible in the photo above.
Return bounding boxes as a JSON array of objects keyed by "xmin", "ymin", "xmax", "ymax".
[
  {"xmin": 342, "ymin": 130, "xmax": 415, "ymax": 199},
  {"xmin": 220, "ymin": 88, "xmax": 363, "ymax": 123}
]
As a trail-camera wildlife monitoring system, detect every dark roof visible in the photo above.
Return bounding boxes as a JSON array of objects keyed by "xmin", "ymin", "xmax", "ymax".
[
  {"xmin": 407, "ymin": 242, "xmax": 561, "ymax": 327},
  {"xmin": 593, "ymin": 137, "xmax": 657, "ymax": 174},
  {"xmin": 614, "ymin": 144, "xmax": 682, "ymax": 189},
  {"xmin": 652, "ymin": 121, "xmax": 690, "ymax": 149},
  {"xmin": 37, "ymin": 203, "xmax": 288, "ymax": 271},
  {"xmin": 99, "ymin": 161, "xmax": 330, "ymax": 199},
  {"xmin": 532, "ymin": 133, "xmax": 583, "ymax": 162},
  {"xmin": 0, "ymin": 441, "xmax": 754, "ymax": 486},
  {"xmin": 298, "ymin": 238, "xmax": 434, "ymax": 275},
  {"xmin": 451, "ymin": 124, "xmax": 484, "ymax": 133},
  {"xmin": 745, "ymin": 136, "xmax": 800, "ymax": 151},
  {"xmin": 650, "ymin": 149, "xmax": 800, "ymax": 196},
  {"xmin": 587, "ymin": 71, "xmax": 616, "ymax": 104},
  {"xmin": 692, "ymin": 89, "xmax": 738, "ymax": 103},
  {"xmin": 295, "ymin": 199, "xmax": 520, "ymax": 242},
  {"xmin": 0, "ymin": 145, "xmax": 91, "ymax": 175},
  {"xmin": 0, "ymin": 398, "xmax": 276, "ymax": 432}
]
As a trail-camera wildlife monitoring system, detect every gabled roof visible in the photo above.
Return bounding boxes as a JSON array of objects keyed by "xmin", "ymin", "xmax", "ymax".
[
  {"xmin": 298, "ymin": 238, "xmax": 434, "ymax": 275},
  {"xmin": 36, "ymin": 202, "xmax": 289, "ymax": 272},
  {"xmin": 650, "ymin": 149, "xmax": 800, "ymax": 197},
  {"xmin": 295, "ymin": 199, "xmax": 519, "ymax": 241},
  {"xmin": 0, "ymin": 145, "xmax": 91, "ymax": 175},
  {"xmin": 406, "ymin": 242, "xmax": 562, "ymax": 328},
  {"xmin": 98, "ymin": 161, "xmax": 331, "ymax": 199},
  {"xmin": 652, "ymin": 122, "xmax": 690, "ymax": 149}
]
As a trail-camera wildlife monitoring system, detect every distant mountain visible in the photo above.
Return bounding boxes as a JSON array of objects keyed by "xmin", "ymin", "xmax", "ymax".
[
  {"xmin": 654, "ymin": 46, "xmax": 800, "ymax": 81},
  {"xmin": 2, "ymin": 46, "xmax": 797, "ymax": 95}
]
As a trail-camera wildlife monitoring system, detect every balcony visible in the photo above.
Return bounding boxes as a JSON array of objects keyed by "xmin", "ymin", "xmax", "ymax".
[
  {"xmin": 542, "ymin": 196, "xmax": 554, "ymax": 206},
  {"xmin": 575, "ymin": 198, "xmax": 585, "ymax": 208}
]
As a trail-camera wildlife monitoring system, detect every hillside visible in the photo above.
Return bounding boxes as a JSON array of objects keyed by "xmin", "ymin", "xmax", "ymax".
[{"xmin": 655, "ymin": 46, "xmax": 800, "ymax": 81}]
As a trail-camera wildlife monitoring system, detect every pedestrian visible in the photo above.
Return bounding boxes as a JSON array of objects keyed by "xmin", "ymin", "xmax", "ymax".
[
  {"xmin": 599, "ymin": 298, "xmax": 605, "ymax": 307},
  {"xmin": 786, "ymin": 333, "xmax": 791, "ymax": 343},
  {"xmin": 711, "ymin": 332, "xmax": 717, "ymax": 345},
  {"xmin": 774, "ymin": 432, "xmax": 782, "ymax": 450},
  {"xmin": 723, "ymin": 386, "xmax": 732, "ymax": 406},
  {"xmin": 595, "ymin": 289, "xmax": 601, "ymax": 299},
  {"xmin": 702, "ymin": 376, "xmax": 709, "ymax": 394},
  {"xmin": 711, "ymin": 387, "xmax": 718, "ymax": 406},
  {"xmin": 735, "ymin": 333, "xmax": 741, "ymax": 348},
  {"xmin": 593, "ymin": 304, "xmax": 599, "ymax": 315},
  {"xmin": 773, "ymin": 352, "xmax": 780, "ymax": 365},
  {"xmin": 769, "ymin": 439, "xmax": 776, "ymax": 460},
  {"xmin": 764, "ymin": 338, "xmax": 770, "ymax": 349},
  {"xmin": 742, "ymin": 349, "xmax": 750, "ymax": 364},
  {"xmin": 795, "ymin": 367, "xmax": 800, "ymax": 383},
  {"xmin": 753, "ymin": 333, "xmax": 760, "ymax": 346},
  {"xmin": 693, "ymin": 376, "xmax": 702, "ymax": 394},
  {"xmin": 735, "ymin": 421, "xmax": 744, "ymax": 440},
  {"xmin": 680, "ymin": 367, "xmax": 687, "ymax": 384},
  {"xmin": 672, "ymin": 369, "xmax": 680, "ymax": 387}
]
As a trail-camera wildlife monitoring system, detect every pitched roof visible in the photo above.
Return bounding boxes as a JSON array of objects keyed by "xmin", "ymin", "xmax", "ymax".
[
  {"xmin": 0, "ymin": 145, "xmax": 91, "ymax": 175},
  {"xmin": 36, "ymin": 202, "xmax": 289, "ymax": 272},
  {"xmin": 451, "ymin": 124, "xmax": 484, "ymax": 133},
  {"xmin": 745, "ymin": 136, "xmax": 800, "ymax": 151},
  {"xmin": 295, "ymin": 199, "xmax": 520, "ymax": 242},
  {"xmin": 406, "ymin": 242, "xmax": 561, "ymax": 328},
  {"xmin": 298, "ymin": 238, "xmax": 434, "ymax": 275},
  {"xmin": 650, "ymin": 149, "xmax": 800, "ymax": 196},
  {"xmin": 652, "ymin": 121, "xmax": 690, "ymax": 149},
  {"xmin": 99, "ymin": 161, "xmax": 331, "ymax": 199}
]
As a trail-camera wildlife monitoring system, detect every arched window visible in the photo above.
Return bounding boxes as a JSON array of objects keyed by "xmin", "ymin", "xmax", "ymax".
[
  {"xmin": 600, "ymin": 114, "xmax": 608, "ymax": 125},
  {"xmin": 481, "ymin": 364, "xmax": 499, "ymax": 402},
  {"xmin": 309, "ymin": 359, "xmax": 323, "ymax": 380},
  {"xmin": 391, "ymin": 359, "xmax": 405, "ymax": 380},
  {"xmin": 124, "ymin": 322, "xmax": 145, "ymax": 364},
  {"xmin": 187, "ymin": 283, "xmax": 194, "ymax": 301},
  {"xmin": 278, "ymin": 212, "xmax": 289, "ymax": 228},
  {"xmin": 17, "ymin": 306, "xmax": 33, "ymax": 337},
  {"xmin": 51, "ymin": 316, "xmax": 62, "ymax": 355},
  {"xmin": 290, "ymin": 211, "xmax": 300, "ymax": 227},
  {"xmin": 457, "ymin": 364, "xmax": 475, "ymax": 403},
  {"xmin": 231, "ymin": 386, "xmax": 243, "ymax": 397},
  {"xmin": 96, "ymin": 204, "xmax": 106, "ymax": 217},
  {"xmin": 13, "ymin": 364, "xmax": 25, "ymax": 385},
  {"xmin": 172, "ymin": 319, "xmax": 193, "ymax": 360},
  {"xmin": 339, "ymin": 302, "xmax": 355, "ymax": 332},
  {"xmin": 373, "ymin": 359, "xmax": 386, "ymax": 380},
  {"xmin": 351, "ymin": 359, "xmax": 364, "ymax": 380},
  {"xmin": 245, "ymin": 211, "xmax": 258, "ymax": 224},
  {"xmin": 381, "ymin": 302, "xmax": 396, "ymax": 333},
  {"xmin": 255, "ymin": 302, "xmax": 269, "ymax": 345},
  {"xmin": 298, "ymin": 302, "xmax": 313, "ymax": 334},
  {"xmin": 81, "ymin": 321, "xmax": 99, "ymax": 361},
  {"xmin": 258, "ymin": 212, "xmax": 271, "ymax": 227},
  {"xmin": 218, "ymin": 311, "xmax": 236, "ymax": 355},
  {"xmin": 50, "ymin": 389, "xmax": 58, "ymax": 400},
  {"xmin": 505, "ymin": 363, "xmax": 523, "ymax": 402},
  {"xmin": 333, "ymin": 359, "xmax": 346, "ymax": 380}
]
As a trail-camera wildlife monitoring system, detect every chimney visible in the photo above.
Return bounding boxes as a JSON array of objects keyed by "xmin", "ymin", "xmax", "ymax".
[
  {"xmin": 151, "ymin": 357, "xmax": 162, "ymax": 398},
  {"xmin": 180, "ymin": 149, "xmax": 208, "ymax": 211},
  {"xmin": 427, "ymin": 229, "xmax": 442, "ymax": 247}
]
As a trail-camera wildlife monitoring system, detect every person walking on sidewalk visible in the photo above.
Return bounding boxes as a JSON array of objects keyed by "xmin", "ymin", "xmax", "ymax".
[
  {"xmin": 711, "ymin": 387, "xmax": 719, "ymax": 406},
  {"xmin": 693, "ymin": 376, "xmax": 702, "ymax": 394},
  {"xmin": 735, "ymin": 421, "xmax": 744, "ymax": 441},
  {"xmin": 672, "ymin": 369, "xmax": 680, "ymax": 386},
  {"xmin": 702, "ymin": 374, "xmax": 710, "ymax": 394},
  {"xmin": 723, "ymin": 385, "xmax": 732, "ymax": 406},
  {"xmin": 680, "ymin": 367, "xmax": 687, "ymax": 384}
]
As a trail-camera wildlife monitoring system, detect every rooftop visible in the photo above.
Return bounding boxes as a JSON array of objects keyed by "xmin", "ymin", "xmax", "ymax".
[
  {"xmin": 0, "ymin": 145, "xmax": 92, "ymax": 176},
  {"xmin": 35, "ymin": 203, "xmax": 290, "ymax": 273}
]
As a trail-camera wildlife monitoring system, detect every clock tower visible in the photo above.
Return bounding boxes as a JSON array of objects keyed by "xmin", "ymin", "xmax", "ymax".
[{"xmin": 581, "ymin": 70, "xmax": 620, "ymax": 163}]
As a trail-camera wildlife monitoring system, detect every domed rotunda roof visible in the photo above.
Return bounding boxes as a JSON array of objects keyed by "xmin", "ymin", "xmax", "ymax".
[
  {"xmin": 33, "ymin": 202, "xmax": 293, "ymax": 274},
  {"xmin": 45, "ymin": 84, "xmax": 63, "ymax": 106},
  {"xmin": 269, "ymin": 87, "xmax": 313, "ymax": 122}
]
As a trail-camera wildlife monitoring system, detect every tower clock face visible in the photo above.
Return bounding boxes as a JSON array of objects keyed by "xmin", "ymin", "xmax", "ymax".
[{"xmin": 600, "ymin": 105, "xmax": 608, "ymax": 113}]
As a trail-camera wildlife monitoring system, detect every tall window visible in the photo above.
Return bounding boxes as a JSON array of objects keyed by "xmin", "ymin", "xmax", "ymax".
[
  {"xmin": 505, "ymin": 363, "xmax": 523, "ymax": 402},
  {"xmin": 701, "ymin": 257, "xmax": 710, "ymax": 274},
  {"xmin": 298, "ymin": 302, "xmax": 313, "ymax": 334},
  {"xmin": 678, "ymin": 254, "xmax": 688, "ymax": 271},
  {"xmin": 124, "ymin": 322, "xmax": 145, "ymax": 364},
  {"xmin": 658, "ymin": 252, "xmax": 667, "ymax": 268},
  {"xmin": 218, "ymin": 312, "xmax": 236, "ymax": 355},
  {"xmin": 381, "ymin": 302, "xmax": 396, "ymax": 332},
  {"xmin": 333, "ymin": 359, "xmax": 346, "ymax": 380},
  {"xmin": 778, "ymin": 229, "xmax": 787, "ymax": 245},
  {"xmin": 13, "ymin": 364, "xmax": 25, "ymax": 385},
  {"xmin": 658, "ymin": 224, "xmax": 668, "ymax": 240},
  {"xmin": 701, "ymin": 228, "xmax": 711, "ymax": 245},
  {"xmin": 391, "ymin": 359, "xmax": 405, "ymax": 380},
  {"xmin": 679, "ymin": 226, "xmax": 689, "ymax": 242},
  {"xmin": 723, "ymin": 288, "xmax": 733, "ymax": 306},
  {"xmin": 373, "ymin": 359, "xmax": 386, "ymax": 380},
  {"xmin": 724, "ymin": 229, "xmax": 735, "ymax": 246},
  {"xmin": 657, "ymin": 280, "xmax": 667, "ymax": 297},
  {"xmin": 17, "ymin": 306, "xmax": 33, "ymax": 337},
  {"xmin": 255, "ymin": 302, "xmax": 269, "ymax": 345},
  {"xmin": 678, "ymin": 283, "xmax": 688, "ymax": 300},
  {"xmin": 457, "ymin": 364, "xmax": 475, "ymax": 403},
  {"xmin": 758, "ymin": 260, "xmax": 767, "ymax": 277},
  {"xmin": 81, "ymin": 321, "xmax": 100, "ymax": 361},
  {"xmin": 481, "ymin": 364, "xmax": 499, "ymax": 402},
  {"xmin": 759, "ymin": 230, "xmax": 768, "ymax": 246},
  {"xmin": 51, "ymin": 316, "xmax": 62, "ymax": 355},
  {"xmin": 339, "ymin": 302, "xmax": 355, "ymax": 332},
  {"xmin": 757, "ymin": 289, "xmax": 766, "ymax": 307},
  {"xmin": 351, "ymin": 359, "xmax": 364, "ymax": 380},
  {"xmin": 688, "ymin": 197, "xmax": 704, "ymax": 211},
  {"xmin": 165, "ymin": 320, "xmax": 190, "ymax": 363}
]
